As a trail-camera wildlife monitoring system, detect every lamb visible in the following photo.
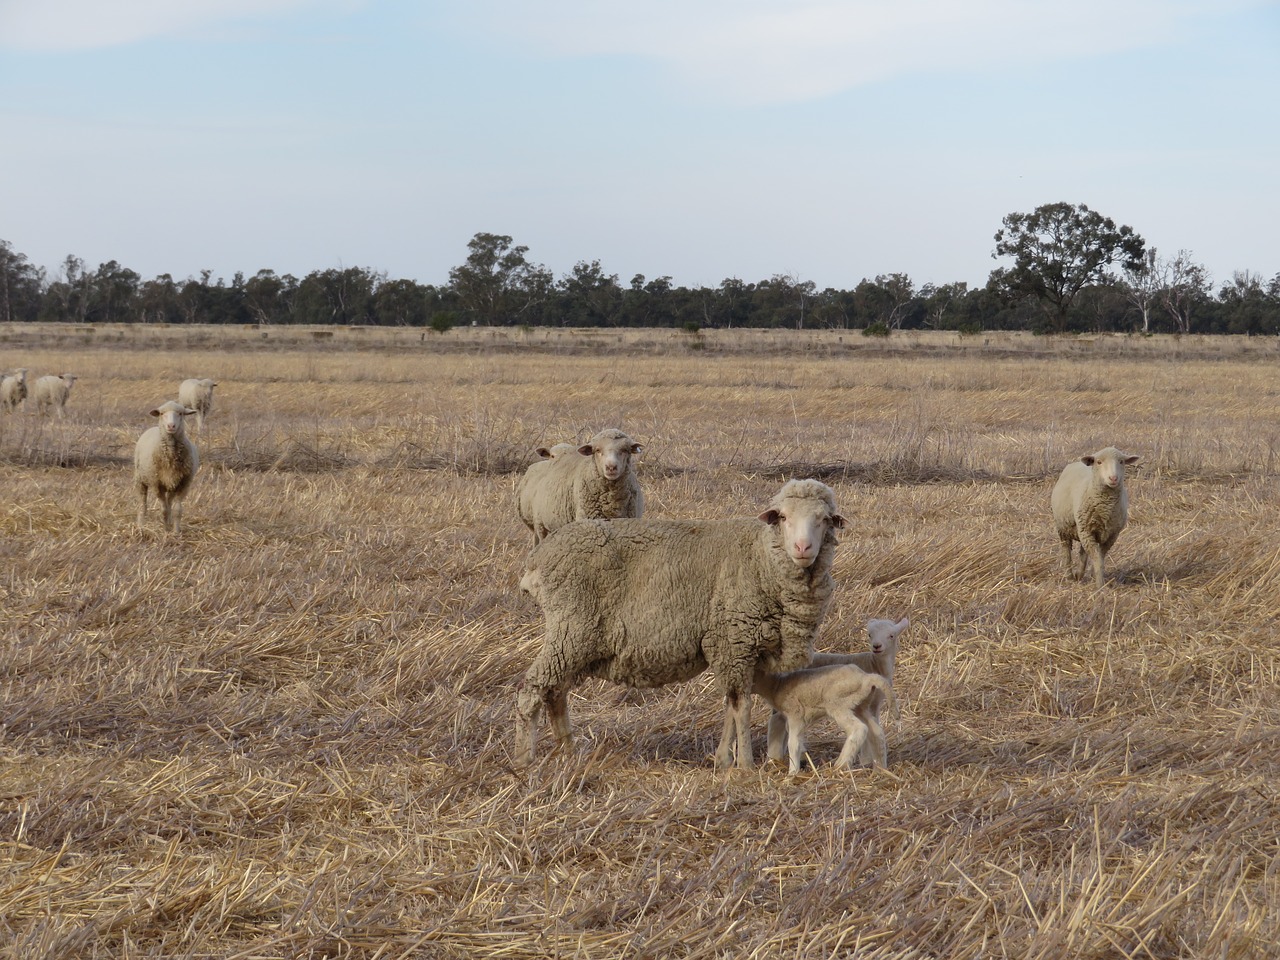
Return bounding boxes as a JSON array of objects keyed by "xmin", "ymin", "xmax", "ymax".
[
  {"xmin": 515, "ymin": 478, "xmax": 845, "ymax": 770},
  {"xmin": 766, "ymin": 616, "xmax": 910, "ymax": 768},
  {"xmin": 177, "ymin": 378, "xmax": 217, "ymax": 432},
  {"xmin": 516, "ymin": 427, "xmax": 644, "ymax": 543},
  {"xmin": 752, "ymin": 663, "xmax": 890, "ymax": 775},
  {"xmin": 134, "ymin": 401, "xmax": 200, "ymax": 534},
  {"xmin": 0, "ymin": 368, "xmax": 28, "ymax": 411},
  {"xmin": 33, "ymin": 373, "xmax": 77, "ymax": 417},
  {"xmin": 1051, "ymin": 446, "xmax": 1140, "ymax": 587}
]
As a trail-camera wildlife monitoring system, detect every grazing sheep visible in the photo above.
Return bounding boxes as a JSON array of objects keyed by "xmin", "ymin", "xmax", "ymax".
[
  {"xmin": 134, "ymin": 401, "xmax": 200, "ymax": 534},
  {"xmin": 33, "ymin": 373, "xmax": 77, "ymax": 417},
  {"xmin": 516, "ymin": 427, "xmax": 644, "ymax": 543},
  {"xmin": 752, "ymin": 664, "xmax": 890, "ymax": 774},
  {"xmin": 767, "ymin": 616, "xmax": 909, "ymax": 767},
  {"xmin": 177, "ymin": 378, "xmax": 217, "ymax": 431},
  {"xmin": 0, "ymin": 368, "xmax": 28, "ymax": 411},
  {"xmin": 515, "ymin": 478, "xmax": 845, "ymax": 770},
  {"xmin": 1051, "ymin": 447, "xmax": 1139, "ymax": 587}
]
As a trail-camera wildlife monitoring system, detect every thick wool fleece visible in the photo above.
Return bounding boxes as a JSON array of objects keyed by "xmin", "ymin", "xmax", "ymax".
[{"xmin": 516, "ymin": 428, "xmax": 643, "ymax": 542}]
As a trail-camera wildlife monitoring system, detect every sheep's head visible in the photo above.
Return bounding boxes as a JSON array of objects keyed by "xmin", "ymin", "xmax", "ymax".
[
  {"xmin": 759, "ymin": 478, "xmax": 845, "ymax": 568},
  {"xmin": 1081, "ymin": 447, "xmax": 1139, "ymax": 490},
  {"xmin": 150, "ymin": 401, "xmax": 195, "ymax": 435},
  {"xmin": 579, "ymin": 428, "xmax": 641, "ymax": 481},
  {"xmin": 867, "ymin": 617, "xmax": 909, "ymax": 656}
]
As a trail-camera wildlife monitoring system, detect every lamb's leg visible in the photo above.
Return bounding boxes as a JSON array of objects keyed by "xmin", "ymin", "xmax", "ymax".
[
  {"xmin": 766, "ymin": 709, "xmax": 787, "ymax": 761},
  {"xmin": 856, "ymin": 705, "xmax": 887, "ymax": 768},
  {"xmin": 830, "ymin": 707, "xmax": 869, "ymax": 770},
  {"xmin": 714, "ymin": 690, "xmax": 754, "ymax": 770},
  {"xmin": 786, "ymin": 721, "xmax": 806, "ymax": 776}
]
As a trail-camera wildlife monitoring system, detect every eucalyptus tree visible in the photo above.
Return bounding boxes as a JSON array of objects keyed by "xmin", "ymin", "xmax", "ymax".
[{"xmin": 448, "ymin": 232, "xmax": 552, "ymax": 325}]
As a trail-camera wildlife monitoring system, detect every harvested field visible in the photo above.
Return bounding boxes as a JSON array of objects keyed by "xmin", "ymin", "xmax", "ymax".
[{"xmin": 1, "ymin": 326, "xmax": 1278, "ymax": 958}]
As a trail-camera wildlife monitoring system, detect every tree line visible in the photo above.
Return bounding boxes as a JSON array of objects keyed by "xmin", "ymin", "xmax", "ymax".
[{"xmin": 2, "ymin": 204, "xmax": 1277, "ymax": 335}]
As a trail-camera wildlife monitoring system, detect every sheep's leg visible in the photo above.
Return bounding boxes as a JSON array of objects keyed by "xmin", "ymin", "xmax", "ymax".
[
  {"xmin": 136, "ymin": 484, "xmax": 149, "ymax": 531},
  {"xmin": 766, "ymin": 709, "xmax": 788, "ymax": 761},
  {"xmin": 830, "ymin": 707, "xmax": 869, "ymax": 770},
  {"xmin": 1083, "ymin": 537, "xmax": 1105, "ymax": 587},
  {"xmin": 547, "ymin": 688, "xmax": 572, "ymax": 746},
  {"xmin": 1059, "ymin": 536, "xmax": 1077, "ymax": 579},
  {"xmin": 160, "ymin": 493, "xmax": 174, "ymax": 533},
  {"xmin": 514, "ymin": 681, "xmax": 547, "ymax": 767},
  {"xmin": 172, "ymin": 497, "xmax": 184, "ymax": 535}
]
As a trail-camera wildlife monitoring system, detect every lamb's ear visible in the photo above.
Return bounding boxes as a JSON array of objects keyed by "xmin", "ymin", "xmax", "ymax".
[
  {"xmin": 1080, "ymin": 455, "xmax": 1096, "ymax": 466},
  {"xmin": 758, "ymin": 509, "xmax": 781, "ymax": 525},
  {"xmin": 1124, "ymin": 455, "xmax": 1140, "ymax": 465},
  {"xmin": 895, "ymin": 617, "xmax": 910, "ymax": 632},
  {"xmin": 831, "ymin": 513, "xmax": 846, "ymax": 530},
  {"xmin": 577, "ymin": 443, "xmax": 594, "ymax": 456}
]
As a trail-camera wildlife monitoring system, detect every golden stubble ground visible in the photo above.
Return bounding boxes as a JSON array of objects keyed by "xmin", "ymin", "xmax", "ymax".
[{"xmin": 1, "ymin": 326, "xmax": 1278, "ymax": 958}]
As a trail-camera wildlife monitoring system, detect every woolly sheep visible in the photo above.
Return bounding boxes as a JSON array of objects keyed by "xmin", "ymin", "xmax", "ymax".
[
  {"xmin": 515, "ymin": 478, "xmax": 846, "ymax": 770},
  {"xmin": 0, "ymin": 368, "xmax": 28, "ymax": 411},
  {"xmin": 1051, "ymin": 446, "xmax": 1139, "ymax": 587},
  {"xmin": 516, "ymin": 427, "xmax": 644, "ymax": 543},
  {"xmin": 33, "ymin": 373, "xmax": 77, "ymax": 417},
  {"xmin": 752, "ymin": 663, "xmax": 890, "ymax": 774},
  {"xmin": 134, "ymin": 401, "xmax": 200, "ymax": 534},
  {"xmin": 767, "ymin": 616, "xmax": 909, "ymax": 768},
  {"xmin": 177, "ymin": 378, "xmax": 217, "ymax": 432}
]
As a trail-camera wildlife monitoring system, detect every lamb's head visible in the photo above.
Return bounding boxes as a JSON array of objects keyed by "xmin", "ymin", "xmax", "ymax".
[
  {"xmin": 867, "ymin": 617, "xmax": 910, "ymax": 657},
  {"xmin": 1081, "ymin": 447, "xmax": 1139, "ymax": 490},
  {"xmin": 578, "ymin": 428, "xmax": 641, "ymax": 481},
  {"xmin": 150, "ymin": 400, "xmax": 196, "ymax": 436},
  {"xmin": 758, "ymin": 478, "xmax": 845, "ymax": 569}
]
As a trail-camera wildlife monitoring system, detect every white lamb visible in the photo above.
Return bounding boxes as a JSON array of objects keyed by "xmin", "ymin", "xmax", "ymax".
[
  {"xmin": 134, "ymin": 401, "xmax": 200, "ymax": 534},
  {"xmin": 516, "ymin": 427, "xmax": 644, "ymax": 543},
  {"xmin": 515, "ymin": 478, "xmax": 845, "ymax": 770},
  {"xmin": 767, "ymin": 616, "xmax": 909, "ymax": 768},
  {"xmin": 33, "ymin": 374, "xmax": 77, "ymax": 417},
  {"xmin": 1051, "ymin": 446, "xmax": 1139, "ymax": 587},
  {"xmin": 0, "ymin": 368, "xmax": 28, "ymax": 411},
  {"xmin": 752, "ymin": 663, "xmax": 890, "ymax": 775},
  {"xmin": 177, "ymin": 378, "xmax": 217, "ymax": 432}
]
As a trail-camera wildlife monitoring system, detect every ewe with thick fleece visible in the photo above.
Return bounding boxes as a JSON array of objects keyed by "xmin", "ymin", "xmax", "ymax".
[
  {"xmin": 0, "ymin": 368, "xmax": 28, "ymax": 411},
  {"xmin": 1051, "ymin": 446, "xmax": 1139, "ymax": 587},
  {"xmin": 135, "ymin": 401, "xmax": 200, "ymax": 534},
  {"xmin": 516, "ymin": 427, "xmax": 644, "ymax": 543},
  {"xmin": 177, "ymin": 378, "xmax": 217, "ymax": 431},
  {"xmin": 34, "ymin": 374, "xmax": 77, "ymax": 417},
  {"xmin": 752, "ymin": 663, "xmax": 889, "ymax": 774},
  {"xmin": 767, "ymin": 616, "xmax": 909, "ymax": 767},
  {"xmin": 515, "ymin": 478, "xmax": 845, "ymax": 769}
]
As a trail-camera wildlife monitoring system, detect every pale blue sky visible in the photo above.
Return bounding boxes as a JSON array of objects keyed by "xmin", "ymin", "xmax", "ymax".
[{"xmin": 2, "ymin": 0, "xmax": 1277, "ymax": 292}]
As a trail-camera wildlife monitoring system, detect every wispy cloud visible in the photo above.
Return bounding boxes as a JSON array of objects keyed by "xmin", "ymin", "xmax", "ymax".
[
  {"xmin": 0, "ymin": 0, "xmax": 351, "ymax": 51},
  {"xmin": 456, "ymin": 0, "xmax": 1266, "ymax": 104}
]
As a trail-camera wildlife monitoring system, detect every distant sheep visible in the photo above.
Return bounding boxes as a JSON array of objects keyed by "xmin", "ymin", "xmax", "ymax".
[
  {"xmin": 516, "ymin": 427, "xmax": 644, "ymax": 543},
  {"xmin": 767, "ymin": 617, "xmax": 909, "ymax": 768},
  {"xmin": 1051, "ymin": 447, "xmax": 1139, "ymax": 587},
  {"xmin": 515, "ymin": 478, "xmax": 845, "ymax": 770},
  {"xmin": 33, "ymin": 374, "xmax": 77, "ymax": 417},
  {"xmin": 0, "ymin": 368, "xmax": 28, "ymax": 411},
  {"xmin": 752, "ymin": 663, "xmax": 890, "ymax": 774},
  {"xmin": 534, "ymin": 442, "xmax": 579, "ymax": 459},
  {"xmin": 134, "ymin": 401, "xmax": 200, "ymax": 534},
  {"xmin": 177, "ymin": 378, "xmax": 217, "ymax": 431}
]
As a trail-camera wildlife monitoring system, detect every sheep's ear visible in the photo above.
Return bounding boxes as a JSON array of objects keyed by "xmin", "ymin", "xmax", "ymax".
[
  {"xmin": 758, "ymin": 509, "xmax": 781, "ymax": 525},
  {"xmin": 577, "ymin": 443, "xmax": 594, "ymax": 456},
  {"xmin": 149, "ymin": 408, "xmax": 162, "ymax": 417},
  {"xmin": 1080, "ymin": 455, "xmax": 1096, "ymax": 466},
  {"xmin": 630, "ymin": 443, "xmax": 642, "ymax": 454},
  {"xmin": 182, "ymin": 406, "xmax": 197, "ymax": 415},
  {"xmin": 535, "ymin": 446, "xmax": 552, "ymax": 459},
  {"xmin": 1124, "ymin": 455, "xmax": 1140, "ymax": 465},
  {"xmin": 831, "ymin": 513, "xmax": 846, "ymax": 530}
]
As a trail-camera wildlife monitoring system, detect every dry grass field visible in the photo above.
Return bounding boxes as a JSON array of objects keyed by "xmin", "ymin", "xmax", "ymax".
[{"xmin": 1, "ymin": 325, "xmax": 1278, "ymax": 958}]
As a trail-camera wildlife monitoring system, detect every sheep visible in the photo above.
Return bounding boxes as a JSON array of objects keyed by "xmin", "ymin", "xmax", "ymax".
[
  {"xmin": 0, "ymin": 368, "xmax": 28, "ymax": 411},
  {"xmin": 514, "ymin": 478, "xmax": 846, "ymax": 770},
  {"xmin": 177, "ymin": 378, "xmax": 217, "ymax": 432},
  {"xmin": 752, "ymin": 663, "xmax": 890, "ymax": 774},
  {"xmin": 766, "ymin": 616, "xmax": 909, "ymax": 768},
  {"xmin": 134, "ymin": 401, "xmax": 200, "ymax": 534},
  {"xmin": 534, "ymin": 442, "xmax": 579, "ymax": 459},
  {"xmin": 33, "ymin": 373, "xmax": 77, "ymax": 417},
  {"xmin": 1051, "ymin": 446, "xmax": 1140, "ymax": 587},
  {"xmin": 516, "ymin": 427, "xmax": 644, "ymax": 544}
]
